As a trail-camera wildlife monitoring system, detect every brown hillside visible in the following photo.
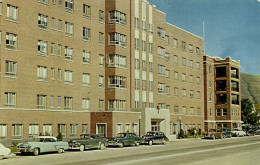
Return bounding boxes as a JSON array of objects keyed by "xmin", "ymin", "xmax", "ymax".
[{"xmin": 240, "ymin": 73, "xmax": 260, "ymax": 104}]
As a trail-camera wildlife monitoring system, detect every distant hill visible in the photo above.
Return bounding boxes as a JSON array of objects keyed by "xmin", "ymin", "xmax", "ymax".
[{"xmin": 240, "ymin": 73, "xmax": 260, "ymax": 104}]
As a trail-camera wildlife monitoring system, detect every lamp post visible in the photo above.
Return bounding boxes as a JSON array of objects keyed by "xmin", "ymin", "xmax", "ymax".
[{"xmin": 179, "ymin": 116, "xmax": 182, "ymax": 139}]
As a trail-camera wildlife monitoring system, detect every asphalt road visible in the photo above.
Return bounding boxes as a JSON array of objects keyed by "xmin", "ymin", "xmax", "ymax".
[{"xmin": 1, "ymin": 136, "xmax": 260, "ymax": 165}]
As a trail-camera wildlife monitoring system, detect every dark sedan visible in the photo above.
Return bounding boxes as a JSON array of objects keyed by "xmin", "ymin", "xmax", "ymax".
[
  {"xmin": 142, "ymin": 131, "xmax": 169, "ymax": 145},
  {"xmin": 69, "ymin": 134, "xmax": 107, "ymax": 151},
  {"xmin": 107, "ymin": 133, "xmax": 143, "ymax": 147}
]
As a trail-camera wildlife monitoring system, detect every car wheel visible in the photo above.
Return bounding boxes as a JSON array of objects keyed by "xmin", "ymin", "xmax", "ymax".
[
  {"xmin": 220, "ymin": 134, "xmax": 223, "ymax": 139},
  {"xmin": 162, "ymin": 139, "xmax": 166, "ymax": 145},
  {"xmin": 33, "ymin": 148, "xmax": 39, "ymax": 156},
  {"xmin": 79, "ymin": 145, "xmax": 85, "ymax": 152},
  {"xmin": 99, "ymin": 143, "xmax": 106, "ymax": 150},
  {"xmin": 135, "ymin": 142, "xmax": 140, "ymax": 147},
  {"xmin": 58, "ymin": 148, "xmax": 64, "ymax": 154},
  {"xmin": 118, "ymin": 143, "xmax": 123, "ymax": 148},
  {"xmin": 212, "ymin": 135, "xmax": 215, "ymax": 140},
  {"xmin": 148, "ymin": 140, "xmax": 153, "ymax": 146}
]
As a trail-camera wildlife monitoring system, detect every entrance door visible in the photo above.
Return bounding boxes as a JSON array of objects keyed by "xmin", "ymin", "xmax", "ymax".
[
  {"xmin": 151, "ymin": 121, "xmax": 160, "ymax": 131},
  {"xmin": 96, "ymin": 124, "xmax": 107, "ymax": 137}
]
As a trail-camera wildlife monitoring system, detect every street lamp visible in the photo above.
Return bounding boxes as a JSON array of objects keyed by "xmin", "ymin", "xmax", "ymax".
[{"xmin": 179, "ymin": 116, "xmax": 182, "ymax": 139}]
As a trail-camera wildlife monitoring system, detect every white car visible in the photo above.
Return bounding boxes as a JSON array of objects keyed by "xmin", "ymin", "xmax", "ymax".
[
  {"xmin": 231, "ymin": 128, "xmax": 246, "ymax": 137},
  {"xmin": 0, "ymin": 143, "xmax": 12, "ymax": 159}
]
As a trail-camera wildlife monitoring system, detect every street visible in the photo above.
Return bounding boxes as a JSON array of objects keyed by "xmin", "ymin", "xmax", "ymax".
[{"xmin": 1, "ymin": 136, "xmax": 260, "ymax": 165}]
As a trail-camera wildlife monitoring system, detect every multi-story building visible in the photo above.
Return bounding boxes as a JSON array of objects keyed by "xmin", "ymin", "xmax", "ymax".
[
  {"xmin": 0, "ymin": 0, "xmax": 206, "ymax": 142},
  {"xmin": 203, "ymin": 56, "xmax": 241, "ymax": 131}
]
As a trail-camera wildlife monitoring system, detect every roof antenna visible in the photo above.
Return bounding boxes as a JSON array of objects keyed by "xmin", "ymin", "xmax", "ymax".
[{"xmin": 203, "ymin": 21, "xmax": 206, "ymax": 55}]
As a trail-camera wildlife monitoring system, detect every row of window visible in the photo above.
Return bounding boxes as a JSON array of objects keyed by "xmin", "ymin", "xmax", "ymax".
[
  {"xmin": 0, "ymin": 123, "xmax": 88, "ymax": 140},
  {"xmin": 116, "ymin": 123, "xmax": 138, "ymax": 135},
  {"xmin": 174, "ymin": 106, "xmax": 202, "ymax": 116},
  {"xmin": 173, "ymin": 88, "xmax": 201, "ymax": 99},
  {"xmin": 174, "ymin": 72, "xmax": 201, "ymax": 85}
]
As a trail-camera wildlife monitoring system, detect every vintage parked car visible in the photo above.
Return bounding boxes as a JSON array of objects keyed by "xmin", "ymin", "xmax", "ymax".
[
  {"xmin": 255, "ymin": 129, "xmax": 260, "ymax": 135},
  {"xmin": 107, "ymin": 133, "xmax": 143, "ymax": 147},
  {"xmin": 204, "ymin": 129, "xmax": 224, "ymax": 140},
  {"xmin": 221, "ymin": 128, "xmax": 232, "ymax": 138},
  {"xmin": 142, "ymin": 131, "xmax": 169, "ymax": 145},
  {"xmin": 231, "ymin": 128, "xmax": 246, "ymax": 137},
  {"xmin": 17, "ymin": 136, "xmax": 69, "ymax": 156},
  {"xmin": 0, "ymin": 143, "xmax": 12, "ymax": 159},
  {"xmin": 69, "ymin": 134, "xmax": 107, "ymax": 151}
]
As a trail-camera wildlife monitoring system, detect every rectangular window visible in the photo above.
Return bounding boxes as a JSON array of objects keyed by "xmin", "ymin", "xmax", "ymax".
[
  {"xmin": 182, "ymin": 106, "xmax": 187, "ymax": 114},
  {"xmin": 149, "ymin": 43, "xmax": 153, "ymax": 54},
  {"xmin": 99, "ymin": 100, "xmax": 104, "ymax": 111},
  {"xmin": 64, "ymin": 70, "xmax": 73, "ymax": 84},
  {"xmin": 182, "ymin": 89, "xmax": 186, "ymax": 98},
  {"xmin": 158, "ymin": 83, "xmax": 166, "ymax": 94},
  {"xmin": 6, "ymin": 33, "xmax": 17, "ymax": 50},
  {"xmin": 0, "ymin": 125, "xmax": 7, "ymax": 140},
  {"xmin": 57, "ymin": 96, "xmax": 61, "ymax": 108},
  {"xmin": 38, "ymin": 14, "xmax": 48, "ymax": 29},
  {"xmin": 39, "ymin": 0, "xmax": 49, "ymax": 5},
  {"xmin": 65, "ymin": 0, "xmax": 73, "ymax": 12},
  {"xmin": 59, "ymin": 0, "xmax": 62, "ymax": 6},
  {"xmin": 197, "ymin": 107, "xmax": 201, "ymax": 116},
  {"xmin": 5, "ymin": 61, "xmax": 17, "ymax": 77},
  {"xmin": 65, "ymin": 22, "xmax": 73, "ymax": 36},
  {"xmin": 58, "ymin": 44, "xmax": 62, "ymax": 56},
  {"xmin": 82, "ymin": 124, "xmax": 88, "ymax": 134},
  {"xmin": 99, "ymin": 76, "xmax": 104, "ymax": 88},
  {"xmin": 158, "ymin": 65, "xmax": 166, "ymax": 76},
  {"xmin": 142, "ymin": 40, "xmax": 146, "ymax": 52},
  {"xmin": 99, "ymin": 55, "xmax": 104, "ymax": 67},
  {"xmin": 182, "ymin": 73, "xmax": 186, "ymax": 82},
  {"xmin": 70, "ymin": 124, "xmax": 77, "ymax": 137},
  {"xmin": 83, "ymin": 27, "xmax": 90, "ymax": 41},
  {"xmin": 109, "ymin": 76, "xmax": 126, "ymax": 89},
  {"xmin": 51, "ymin": 68, "xmax": 55, "ymax": 80},
  {"xmin": 190, "ymin": 107, "xmax": 194, "ymax": 115},
  {"xmin": 37, "ymin": 66, "xmax": 47, "ymax": 81},
  {"xmin": 135, "ymin": 38, "xmax": 139, "ymax": 50},
  {"xmin": 64, "ymin": 97, "xmax": 72, "ymax": 110},
  {"xmin": 7, "ymin": 5, "xmax": 18, "ymax": 21},
  {"xmin": 82, "ymin": 98, "xmax": 90, "ymax": 111},
  {"xmin": 197, "ymin": 91, "xmax": 201, "ymax": 99},
  {"xmin": 50, "ymin": 95, "xmax": 54, "ymax": 107},
  {"xmin": 190, "ymin": 75, "xmax": 194, "ymax": 84},
  {"xmin": 65, "ymin": 46, "xmax": 73, "ymax": 60},
  {"xmin": 197, "ymin": 77, "xmax": 201, "ymax": 85},
  {"xmin": 43, "ymin": 124, "xmax": 52, "ymax": 136},
  {"xmin": 117, "ymin": 124, "xmax": 122, "ymax": 134},
  {"xmin": 52, "ymin": 0, "xmax": 56, "ymax": 4},
  {"xmin": 51, "ymin": 17, "xmax": 55, "ymax": 29},
  {"xmin": 142, "ymin": 80, "xmax": 147, "ymax": 91},
  {"xmin": 83, "ymin": 50, "xmax": 90, "ymax": 64},
  {"xmin": 58, "ymin": 124, "xmax": 66, "ymax": 137},
  {"xmin": 142, "ymin": 21, "xmax": 147, "ymax": 31},
  {"xmin": 196, "ymin": 47, "xmax": 200, "ymax": 56},
  {"xmin": 190, "ymin": 90, "xmax": 194, "ymax": 99},
  {"xmin": 135, "ymin": 79, "xmax": 140, "ymax": 90},
  {"xmin": 108, "ymin": 54, "xmax": 126, "ymax": 68},
  {"xmin": 109, "ymin": 33, "xmax": 126, "ymax": 47},
  {"xmin": 58, "ymin": 19, "xmax": 62, "ymax": 31},
  {"xmin": 37, "ymin": 95, "xmax": 46, "ymax": 109},
  {"xmin": 99, "ymin": 10, "xmax": 104, "ymax": 23},
  {"xmin": 174, "ymin": 71, "xmax": 178, "ymax": 81},
  {"xmin": 149, "ymin": 62, "xmax": 153, "ymax": 72},
  {"xmin": 189, "ymin": 44, "xmax": 193, "ymax": 53},
  {"xmin": 165, "ymin": 35, "xmax": 169, "ymax": 45},
  {"xmin": 5, "ymin": 92, "xmax": 16, "ymax": 108},
  {"xmin": 135, "ymin": 17, "xmax": 139, "ymax": 29},
  {"xmin": 109, "ymin": 10, "xmax": 126, "ymax": 25},
  {"xmin": 125, "ymin": 124, "xmax": 131, "ymax": 133},
  {"xmin": 38, "ymin": 40, "xmax": 47, "ymax": 56},
  {"xmin": 58, "ymin": 69, "xmax": 62, "ymax": 80},
  {"xmin": 216, "ymin": 109, "xmax": 221, "ymax": 116},
  {"xmin": 83, "ymin": 4, "xmax": 91, "ymax": 18},
  {"xmin": 0, "ymin": 2, "xmax": 2, "ymax": 15},
  {"xmin": 149, "ymin": 23, "xmax": 154, "ymax": 34},
  {"xmin": 29, "ymin": 124, "xmax": 39, "ymax": 137},
  {"xmin": 157, "ymin": 27, "xmax": 165, "ymax": 39},
  {"xmin": 142, "ymin": 60, "xmax": 146, "ymax": 71},
  {"xmin": 12, "ymin": 124, "xmax": 22, "ymax": 139},
  {"xmin": 189, "ymin": 60, "xmax": 193, "ymax": 68},
  {"xmin": 82, "ymin": 73, "xmax": 90, "ymax": 86},
  {"xmin": 99, "ymin": 32, "xmax": 104, "ymax": 45},
  {"xmin": 182, "ymin": 41, "xmax": 186, "ymax": 51},
  {"xmin": 174, "ymin": 87, "xmax": 178, "ymax": 96},
  {"xmin": 174, "ymin": 106, "xmax": 179, "ymax": 114},
  {"xmin": 51, "ymin": 43, "xmax": 55, "ymax": 55},
  {"xmin": 174, "ymin": 55, "xmax": 178, "ymax": 65},
  {"xmin": 166, "ymin": 86, "xmax": 170, "ymax": 96},
  {"xmin": 165, "ymin": 70, "xmax": 170, "ymax": 78},
  {"xmin": 108, "ymin": 100, "xmax": 126, "ymax": 111},
  {"xmin": 182, "ymin": 58, "xmax": 186, "ymax": 66},
  {"xmin": 196, "ymin": 62, "xmax": 200, "ymax": 70},
  {"xmin": 173, "ymin": 38, "xmax": 178, "ymax": 49}
]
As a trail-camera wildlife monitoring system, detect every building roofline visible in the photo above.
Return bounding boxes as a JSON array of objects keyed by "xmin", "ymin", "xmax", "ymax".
[{"xmin": 166, "ymin": 22, "xmax": 203, "ymax": 39}]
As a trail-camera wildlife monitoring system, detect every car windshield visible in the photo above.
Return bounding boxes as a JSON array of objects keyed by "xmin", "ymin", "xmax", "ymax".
[
  {"xmin": 146, "ymin": 132, "xmax": 155, "ymax": 136},
  {"xmin": 80, "ymin": 135, "xmax": 90, "ymax": 139},
  {"xmin": 116, "ymin": 133, "xmax": 126, "ymax": 138}
]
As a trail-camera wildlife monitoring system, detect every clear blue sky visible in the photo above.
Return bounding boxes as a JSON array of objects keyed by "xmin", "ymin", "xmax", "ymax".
[{"xmin": 149, "ymin": 0, "xmax": 260, "ymax": 75}]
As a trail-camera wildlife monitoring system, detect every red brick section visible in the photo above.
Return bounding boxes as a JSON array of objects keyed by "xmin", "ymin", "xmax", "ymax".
[{"xmin": 90, "ymin": 112, "xmax": 113, "ymax": 138}]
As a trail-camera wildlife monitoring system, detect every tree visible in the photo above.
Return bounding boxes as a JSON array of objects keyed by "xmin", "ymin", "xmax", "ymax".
[{"xmin": 241, "ymin": 99, "xmax": 258, "ymax": 126}]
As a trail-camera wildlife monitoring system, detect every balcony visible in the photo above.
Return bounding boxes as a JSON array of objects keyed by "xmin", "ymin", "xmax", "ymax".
[
  {"xmin": 216, "ymin": 80, "xmax": 227, "ymax": 91},
  {"xmin": 231, "ymin": 67, "xmax": 239, "ymax": 79},
  {"xmin": 216, "ymin": 67, "xmax": 226, "ymax": 78}
]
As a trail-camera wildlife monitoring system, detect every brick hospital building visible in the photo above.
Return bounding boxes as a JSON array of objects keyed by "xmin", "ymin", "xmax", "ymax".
[{"xmin": 0, "ymin": 0, "xmax": 241, "ymax": 141}]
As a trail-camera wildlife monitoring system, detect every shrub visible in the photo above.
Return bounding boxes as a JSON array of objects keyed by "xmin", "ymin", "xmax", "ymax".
[
  {"xmin": 12, "ymin": 140, "xmax": 19, "ymax": 147},
  {"xmin": 57, "ymin": 132, "xmax": 63, "ymax": 141}
]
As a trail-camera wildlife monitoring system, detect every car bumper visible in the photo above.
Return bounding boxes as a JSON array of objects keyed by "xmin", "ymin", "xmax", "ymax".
[
  {"xmin": 18, "ymin": 148, "xmax": 34, "ymax": 153},
  {"xmin": 107, "ymin": 141, "xmax": 120, "ymax": 146}
]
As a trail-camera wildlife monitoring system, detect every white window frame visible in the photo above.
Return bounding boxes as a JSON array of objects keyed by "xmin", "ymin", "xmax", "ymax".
[
  {"xmin": 6, "ymin": 33, "xmax": 17, "ymax": 50},
  {"xmin": 38, "ymin": 14, "xmax": 48, "ymax": 29},
  {"xmin": 7, "ymin": 5, "xmax": 18, "ymax": 21},
  {"xmin": 5, "ymin": 61, "xmax": 17, "ymax": 77},
  {"xmin": 83, "ymin": 27, "xmax": 91, "ymax": 41},
  {"xmin": 82, "ymin": 73, "xmax": 90, "ymax": 86},
  {"xmin": 37, "ymin": 94, "xmax": 47, "ymax": 109},
  {"xmin": 37, "ymin": 66, "xmax": 47, "ymax": 81}
]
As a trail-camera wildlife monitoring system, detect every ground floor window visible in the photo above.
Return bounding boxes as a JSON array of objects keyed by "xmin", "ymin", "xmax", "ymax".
[
  {"xmin": 29, "ymin": 124, "xmax": 39, "ymax": 138},
  {"xmin": 12, "ymin": 124, "xmax": 23, "ymax": 139},
  {"xmin": 70, "ymin": 124, "xmax": 77, "ymax": 138},
  {"xmin": 0, "ymin": 124, "xmax": 7, "ymax": 140},
  {"xmin": 125, "ymin": 124, "xmax": 131, "ymax": 133},
  {"xmin": 96, "ymin": 124, "xmax": 107, "ymax": 137},
  {"xmin": 43, "ymin": 124, "xmax": 52, "ymax": 136},
  {"xmin": 82, "ymin": 124, "xmax": 88, "ymax": 134},
  {"xmin": 116, "ymin": 124, "xmax": 122, "ymax": 135},
  {"xmin": 133, "ymin": 124, "xmax": 138, "ymax": 135},
  {"xmin": 58, "ymin": 124, "xmax": 66, "ymax": 138}
]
